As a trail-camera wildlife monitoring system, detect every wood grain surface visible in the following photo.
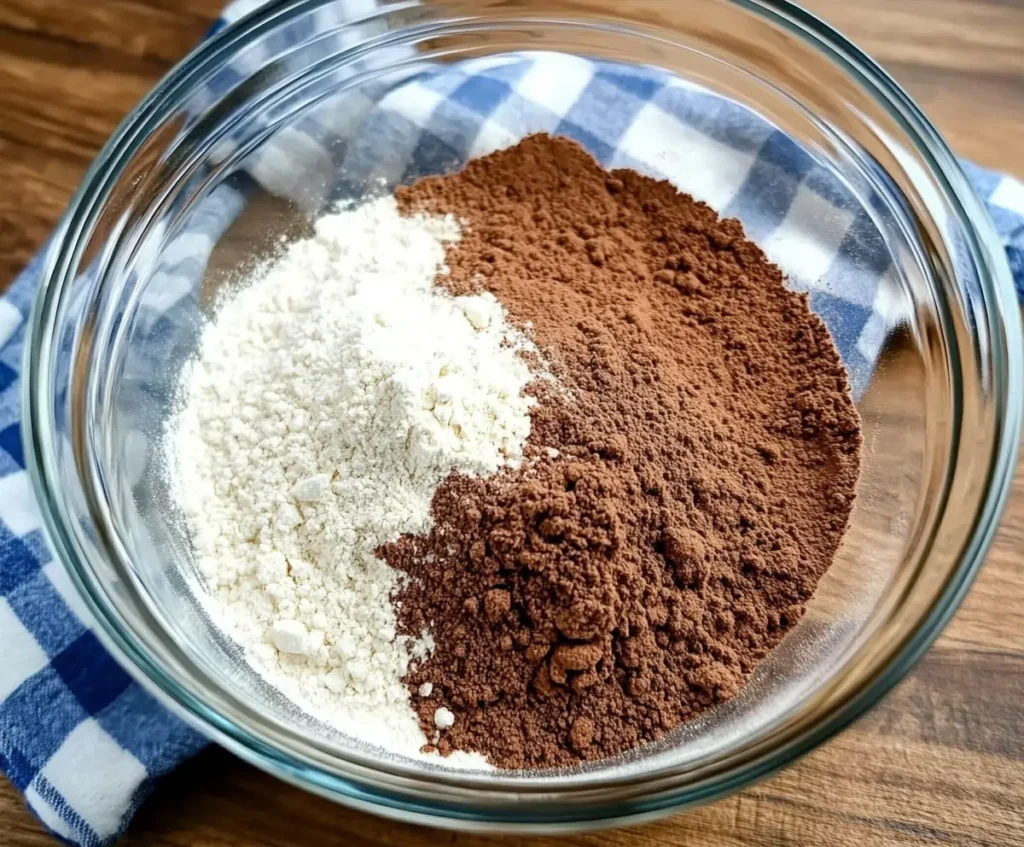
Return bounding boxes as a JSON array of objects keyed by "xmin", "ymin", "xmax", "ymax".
[{"xmin": 2, "ymin": 1, "xmax": 1023, "ymax": 845}]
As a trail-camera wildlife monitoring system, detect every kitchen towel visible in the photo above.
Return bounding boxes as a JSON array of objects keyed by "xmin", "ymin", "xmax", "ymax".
[{"xmin": 3, "ymin": 1, "xmax": 1024, "ymax": 845}]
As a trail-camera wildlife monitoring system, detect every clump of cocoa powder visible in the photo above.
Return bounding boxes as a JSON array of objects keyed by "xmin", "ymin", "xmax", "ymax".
[{"xmin": 379, "ymin": 134, "xmax": 861, "ymax": 769}]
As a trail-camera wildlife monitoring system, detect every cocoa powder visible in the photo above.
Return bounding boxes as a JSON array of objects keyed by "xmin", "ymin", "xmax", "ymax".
[{"xmin": 381, "ymin": 135, "xmax": 861, "ymax": 769}]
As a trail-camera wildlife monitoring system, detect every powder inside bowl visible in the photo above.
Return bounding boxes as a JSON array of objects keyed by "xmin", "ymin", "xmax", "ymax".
[
  {"xmin": 167, "ymin": 133, "xmax": 860, "ymax": 768},
  {"xmin": 386, "ymin": 135, "xmax": 860, "ymax": 767},
  {"xmin": 166, "ymin": 195, "xmax": 545, "ymax": 764}
]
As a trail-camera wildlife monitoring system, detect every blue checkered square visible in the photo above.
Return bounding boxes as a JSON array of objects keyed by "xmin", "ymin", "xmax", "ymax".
[
  {"xmin": 726, "ymin": 131, "xmax": 817, "ymax": 240},
  {"xmin": 401, "ymin": 128, "xmax": 465, "ymax": 184},
  {"xmin": 601, "ymin": 66, "xmax": 665, "ymax": 100},
  {"xmin": 6, "ymin": 571, "xmax": 87, "ymax": 657},
  {"xmin": 552, "ymin": 118, "xmax": 617, "ymax": 165},
  {"xmin": 0, "ymin": 524, "xmax": 39, "ymax": 596},
  {"xmin": 450, "ymin": 74, "xmax": 514, "ymax": 116},
  {"xmin": 0, "ymin": 423, "xmax": 22, "ymax": 467},
  {"xmin": 96, "ymin": 685, "xmax": 206, "ymax": 773},
  {"xmin": 0, "ymin": 362, "xmax": 16, "ymax": 395},
  {"xmin": 0, "ymin": 742, "xmax": 37, "ymax": 792},
  {"xmin": 1, "ymin": 668, "xmax": 88, "ymax": 770},
  {"xmin": 558, "ymin": 72, "xmax": 652, "ymax": 153},
  {"xmin": 652, "ymin": 84, "xmax": 775, "ymax": 154},
  {"xmin": 50, "ymin": 633, "xmax": 133, "ymax": 717}
]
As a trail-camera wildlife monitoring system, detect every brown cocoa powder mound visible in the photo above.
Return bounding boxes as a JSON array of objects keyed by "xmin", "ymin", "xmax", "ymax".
[{"xmin": 380, "ymin": 134, "xmax": 861, "ymax": 769}]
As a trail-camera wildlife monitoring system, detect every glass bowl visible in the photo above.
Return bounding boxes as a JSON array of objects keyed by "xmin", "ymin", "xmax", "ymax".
[{"xmin": 23, "ymin": 0, "xmax": 1023, "ymax": 831}]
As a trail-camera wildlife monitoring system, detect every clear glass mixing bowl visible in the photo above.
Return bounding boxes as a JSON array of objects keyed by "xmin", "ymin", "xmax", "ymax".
[{"xmin": 23, "ymin": 0, "xmax": 1023, "ymax": 831}]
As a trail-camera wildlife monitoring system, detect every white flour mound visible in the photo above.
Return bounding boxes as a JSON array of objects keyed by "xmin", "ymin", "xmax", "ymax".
[{"xmin": 168, "ymin": 196, "xmax": 539, "ymax": 764}]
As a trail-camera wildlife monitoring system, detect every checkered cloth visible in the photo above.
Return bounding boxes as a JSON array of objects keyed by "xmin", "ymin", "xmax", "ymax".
[{"xmin": 3, "ymin": 1, "xmax": 1024, "ymax": 844}]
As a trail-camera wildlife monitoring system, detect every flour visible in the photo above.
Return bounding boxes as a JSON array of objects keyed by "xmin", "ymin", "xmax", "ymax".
[{"xmin": 167, "ymin": 196, "xmax": 540, "ymax": 763}]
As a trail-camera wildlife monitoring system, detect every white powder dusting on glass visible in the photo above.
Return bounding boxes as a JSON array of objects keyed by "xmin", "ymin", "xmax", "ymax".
[{"xmin": 167, "ymin": 196, "xmax": 541, "ymax": 763}]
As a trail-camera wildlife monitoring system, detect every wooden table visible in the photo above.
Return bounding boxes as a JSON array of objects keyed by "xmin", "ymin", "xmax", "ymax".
[{"xmin": 2, "ymin": 1, "xmax": 1022, "ymax": 844}]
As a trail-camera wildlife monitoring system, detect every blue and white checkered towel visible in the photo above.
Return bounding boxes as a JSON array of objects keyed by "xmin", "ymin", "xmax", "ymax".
[{"xmin": 3, "ymin": 1, "xmax": 1024, "ymax": 844}]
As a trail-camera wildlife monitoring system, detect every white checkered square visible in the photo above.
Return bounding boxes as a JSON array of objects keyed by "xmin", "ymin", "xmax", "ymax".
[
  {"xmin": 763, "ymin": 184, "xmax": 856, "ymax": 288},
  {"xmin": 513, "ymin": 52, "xmax": 593, "ymax": 115},
  {"xmin": 43, "ymin": 560, "xmax": 94, "ymax": 627},
  {"xmin": 41, "ymin": 719, "xmax": 148, "ymax": 840},
  {"xmin": 0, "ymin": 300, "xmax": 20, "ymax": 350},
  {"xmin": 25, "ymin": 784, "xmax": 75, "ymax": 841},
  {"xmin": 249, "ymin": 128, "xmax": 336, "ymax": 215},
  {"xmin": 990, "ymin": 176, "xmax": 1024, "ymax": 218},
  {"xmin": 614, "ymin": 101, "xmax": 755, "ymax": 209},
  {"xmin": 857, "ymin": 271, "xmax": 907, "ymax": 362},
  {"xmin": 377, "ymin": 80, "xmax": 446, "ymax": 129},
  {"xmin": 0, "ymin": 470, "xmax": 43, "ymax": 537},
  {"xmin": 0, "ymin": 597, "xmax": 49, "ymax": 702},
  {"xmin": 467, "ymin": 120, "xmax": 521, "ymax": 160},
  {"xmin": 221, "ymin": 0, "xmax": 266, "ymax": 24}
]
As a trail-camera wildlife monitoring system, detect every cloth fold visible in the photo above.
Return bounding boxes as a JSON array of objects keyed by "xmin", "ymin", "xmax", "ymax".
[{"xmin": 2, "ymin": 1, "xmax": 1024, "ymax": 844}]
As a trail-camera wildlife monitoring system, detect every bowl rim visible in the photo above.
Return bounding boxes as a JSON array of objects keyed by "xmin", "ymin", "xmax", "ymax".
[{"xmin": 22, "ymin": 0, "xmax": 1023, "ymax": 828}]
